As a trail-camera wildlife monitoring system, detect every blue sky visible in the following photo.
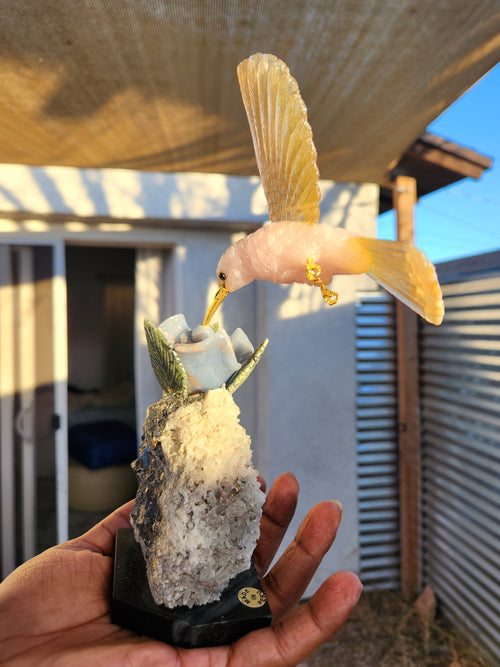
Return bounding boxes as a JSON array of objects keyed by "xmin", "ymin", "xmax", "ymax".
[{"xmin": 378, "ymin": 63, "xmax": 500, "ymax": 264}]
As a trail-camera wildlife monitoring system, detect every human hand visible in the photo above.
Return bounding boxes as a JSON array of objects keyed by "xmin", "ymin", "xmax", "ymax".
[{"xmin": 0, "ymin": 472, "xmax": 361, "ymax": 666}]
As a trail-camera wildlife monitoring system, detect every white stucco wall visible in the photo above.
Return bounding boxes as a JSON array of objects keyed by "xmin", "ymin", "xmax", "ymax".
[
  {"xmin": 262, "ymin": 183, "xmax": 378, "ymax": 594},
  {"xmin": 0, "ymin": 165, "xmax": 379, "ymax": 590}
]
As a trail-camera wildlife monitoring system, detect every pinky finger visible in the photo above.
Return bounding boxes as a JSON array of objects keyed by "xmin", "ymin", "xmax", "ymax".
[{"xmin": 230, "ymin": 571, "xmax": 362, "ymax": 667}]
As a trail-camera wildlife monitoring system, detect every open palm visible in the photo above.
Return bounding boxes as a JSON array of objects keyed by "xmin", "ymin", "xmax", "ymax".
[{"xmin": 0, "ymin": 473, "xmax": 361, "ymax": 666}]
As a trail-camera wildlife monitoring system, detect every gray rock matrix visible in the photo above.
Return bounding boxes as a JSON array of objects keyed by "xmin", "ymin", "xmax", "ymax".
[{"xmin": 130, "ymin": 387, "xmax": 264, "ymax": 608}]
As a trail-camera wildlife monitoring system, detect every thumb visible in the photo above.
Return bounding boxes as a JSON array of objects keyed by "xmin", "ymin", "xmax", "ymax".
[{"xmin": 72, "ymin": 499, "xmax": 135, "ymax": 556}]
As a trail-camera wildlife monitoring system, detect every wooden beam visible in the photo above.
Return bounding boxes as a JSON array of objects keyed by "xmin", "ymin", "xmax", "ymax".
[
  {"xmin": 406, "ymin": 145, "xmax": 486, "ymax": 180},
  {"xmin": 393, "ymin": 175, "xmax": 422, "ymax": 601},
  {"xmin": 417, "ymin": 132, "xmax": 493, "ymax": 171}
]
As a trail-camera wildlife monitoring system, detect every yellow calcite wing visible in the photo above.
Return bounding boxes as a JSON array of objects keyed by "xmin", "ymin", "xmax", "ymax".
[{"xmin": 237, "ymin": 53, "xmax": 321, "ymax": 226}]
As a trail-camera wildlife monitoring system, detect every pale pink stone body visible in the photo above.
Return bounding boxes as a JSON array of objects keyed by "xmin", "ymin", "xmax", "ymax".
[{"xmin": 217, "ymin": 221, "xmax": 371, "ymax": 292}]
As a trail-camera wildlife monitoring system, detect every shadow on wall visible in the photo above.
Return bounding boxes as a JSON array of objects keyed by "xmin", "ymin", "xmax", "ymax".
[{"xmin": 0, "ymin": 165, "xmax": 378, "ymax": 231}]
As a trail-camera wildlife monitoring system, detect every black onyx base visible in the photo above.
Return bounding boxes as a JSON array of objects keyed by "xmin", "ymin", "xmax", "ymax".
[{"xmin": 111, "ymin": 528, "xmax": 272, "ymax": 648}]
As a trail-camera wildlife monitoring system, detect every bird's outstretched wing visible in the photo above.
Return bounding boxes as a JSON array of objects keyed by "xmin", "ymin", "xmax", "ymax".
[{"xmin": 237, "ymin": 53, "xmax": 321, "ymax": 226}]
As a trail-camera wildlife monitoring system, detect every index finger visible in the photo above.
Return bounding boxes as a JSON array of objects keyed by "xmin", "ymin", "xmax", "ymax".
[{"xmin": 231, "ymin": 570, "xmax": 362, "ymax": 667}]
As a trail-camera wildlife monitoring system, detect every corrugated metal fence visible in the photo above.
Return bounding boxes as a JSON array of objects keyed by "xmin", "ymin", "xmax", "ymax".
[
  {"xmin": 420, "ymin": 255, "xmax": 500, "ymax": 661},
  {"xmin": 356, "ymin": 291, "xmax": 399, "ymax": 590},
  {"xmin": 356, "ymin": 252, "xmax": 500, "ymax": 662}
]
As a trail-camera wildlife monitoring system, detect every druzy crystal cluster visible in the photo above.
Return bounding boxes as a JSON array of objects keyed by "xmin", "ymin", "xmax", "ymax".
[{"xmin": 130, "ymin": 315, "xmax": 267, "ymax": 608}]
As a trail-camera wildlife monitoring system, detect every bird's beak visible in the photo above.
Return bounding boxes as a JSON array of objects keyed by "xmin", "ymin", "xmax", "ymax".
[{"xmin": 203, "ymin": 285, "xmax": 229, "ymax": 326}]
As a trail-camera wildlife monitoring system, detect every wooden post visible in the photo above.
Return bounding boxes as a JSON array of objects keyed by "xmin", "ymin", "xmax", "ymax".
[{"xmin": 393, "ymin": 175, "xmax": 421, "ymax": 601}]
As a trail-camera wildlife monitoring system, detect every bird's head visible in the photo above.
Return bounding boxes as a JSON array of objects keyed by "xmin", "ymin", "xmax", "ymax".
[{"xmin": 203, "ymin": 243, "xmax": 254, "ymax": 325}]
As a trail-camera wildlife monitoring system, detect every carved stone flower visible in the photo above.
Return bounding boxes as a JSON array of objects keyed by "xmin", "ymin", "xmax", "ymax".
[{"xmin": 144, "ymin": 314, "xmax": 267, "ymax": 397}]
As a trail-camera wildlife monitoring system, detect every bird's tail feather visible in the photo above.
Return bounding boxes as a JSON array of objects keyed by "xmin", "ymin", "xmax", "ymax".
[{"xmin": 353, "ymin": 237, "xmax": 444, "ymax": 325}]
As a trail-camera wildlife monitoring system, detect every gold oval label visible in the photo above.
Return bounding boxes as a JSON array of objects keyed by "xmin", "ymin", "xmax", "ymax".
[{"xmin": 237, "ymin": 586, "xmax": 267, "ymax": 608}]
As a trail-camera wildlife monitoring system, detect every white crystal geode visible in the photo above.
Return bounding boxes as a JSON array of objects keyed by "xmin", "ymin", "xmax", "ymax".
[{"xmin": 130, "ymin": 387, "xmax": 265, "ymax": 608}]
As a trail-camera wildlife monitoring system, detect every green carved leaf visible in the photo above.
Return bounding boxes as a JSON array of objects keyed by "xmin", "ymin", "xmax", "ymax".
[
  {"xmin": 227, "ymin": 338, "xmax": 269, "ymax": 394},
  {"xmin": 144, "ymin": 319, "xmax": 188, "ymax": 397}
]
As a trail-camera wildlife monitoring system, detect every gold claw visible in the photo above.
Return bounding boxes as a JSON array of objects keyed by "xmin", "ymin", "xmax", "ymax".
[{"xmin": 306, "ymin": 258, "xmax": 338, "ymax": 306}]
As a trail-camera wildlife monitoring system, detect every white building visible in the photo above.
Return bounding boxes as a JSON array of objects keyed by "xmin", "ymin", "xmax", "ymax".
[{"xmin": 0, "ymin": 165, "xmax": 379, "ymax": 594}]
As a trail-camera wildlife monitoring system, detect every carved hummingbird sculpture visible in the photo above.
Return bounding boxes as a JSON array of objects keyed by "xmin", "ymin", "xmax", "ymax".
[{"xmin": 204, "ymin": 53, "xmax": 444, "ymax": 327}]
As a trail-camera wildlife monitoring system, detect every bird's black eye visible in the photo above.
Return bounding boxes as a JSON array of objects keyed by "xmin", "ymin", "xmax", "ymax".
[{"xmin": 218, "ymin": 271, "xmax": 226, "ymax": 282}]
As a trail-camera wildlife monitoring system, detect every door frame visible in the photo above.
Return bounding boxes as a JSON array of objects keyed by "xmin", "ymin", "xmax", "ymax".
[
  {"xmin": 0, "ymin": 238, "xmax": 68, "ymax": 576},
  {"xmin": 1, "ymin": 231, "xmax": 179, "ymax": 561},
  {"xmin": 1, "ymin": 216, "xmax": 247, "ymax": 564}
]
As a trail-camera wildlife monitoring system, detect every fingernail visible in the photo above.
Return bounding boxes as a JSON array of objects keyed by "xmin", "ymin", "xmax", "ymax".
[{"xmin": 333, "ymin": 499, "xmax": 343, "ymax": 519}]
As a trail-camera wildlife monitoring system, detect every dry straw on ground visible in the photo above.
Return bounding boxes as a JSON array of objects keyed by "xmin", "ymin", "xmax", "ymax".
[{"xmin": 304, "ymin": 589, "xmax": 492, "ymax": 667}]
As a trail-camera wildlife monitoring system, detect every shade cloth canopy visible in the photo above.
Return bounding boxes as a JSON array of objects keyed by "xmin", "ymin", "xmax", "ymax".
[{"xmin": 1, "ymin": 1, "xmax": 499, "ymax": 183}]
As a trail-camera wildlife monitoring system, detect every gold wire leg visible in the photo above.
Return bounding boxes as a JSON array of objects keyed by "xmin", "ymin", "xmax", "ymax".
[{"xmin": 306, "ymin": 258, "xmax": 338, "ymax": 306}]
